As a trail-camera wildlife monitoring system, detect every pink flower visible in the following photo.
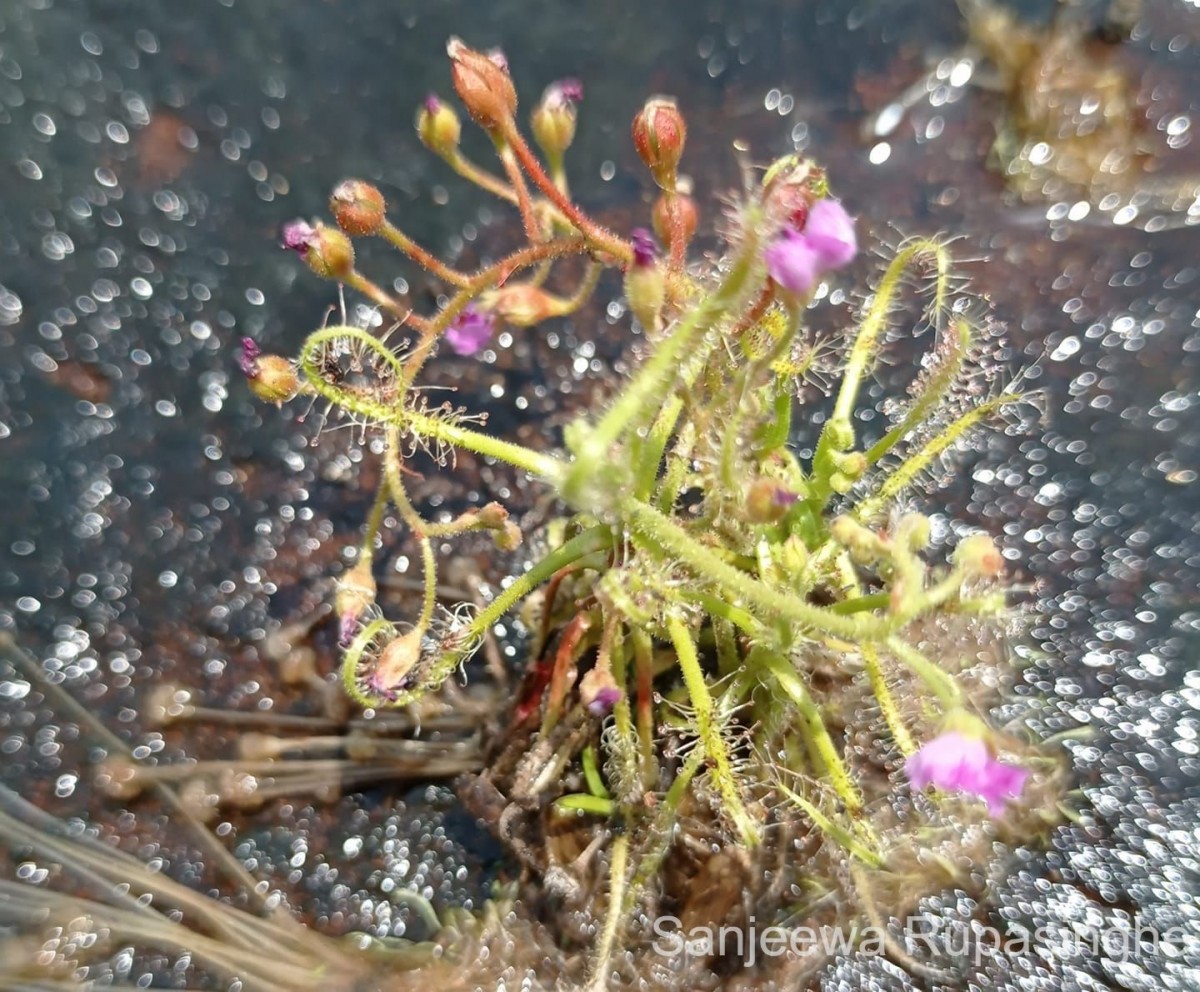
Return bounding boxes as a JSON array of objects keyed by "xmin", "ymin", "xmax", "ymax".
[
  {"xmin": 238, "ymin": 337, "xmax": 261, "ymax": 377},
  {"xmin": 804, "ymin": 198, "xmax": 857, "ymax": 269},
  {"xmin": 764, "ymin": 197, "xmax": 857, "ymax": 296},
  {"xmin": 280, "ymin": 219, "xmax": 316, "ymax": 255},
  {"xmin": 545, "ymin": 77, "xmax": 583, "ymax": 108},
  {"xmin": 764, "ymin": 227, "xmax": 821, "ymax": 295},
  {"xmin": 631, "ymin": 227, "xmax": 658, "ymax": 268},
  {"xmin": 444, "ymin": 304, "xmax": 495, "ymax": 356},
  {"xmin": 907, "ymin": 731, "xmax": 1028, "ymax": 816}
]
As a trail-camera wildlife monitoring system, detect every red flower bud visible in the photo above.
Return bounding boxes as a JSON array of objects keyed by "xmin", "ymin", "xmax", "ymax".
[
  {"xmin": 447, "ymin": 37, "xmax": 517, "ymax": 130},
  {"xmin": 651, "ymin": 192, "xmax": 698, "ymax": 251},
  {"xmin": 329, "ymin": 179, "xmax": 386, "ymax": 237},
  {"xmin": 631, "ymin": 96, "xmax": 687, "ymax": 189}
]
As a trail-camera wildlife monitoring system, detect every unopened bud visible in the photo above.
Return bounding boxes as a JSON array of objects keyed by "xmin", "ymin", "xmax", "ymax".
[
  {"xmin": 579, "ymin": 666, "xmax": 622, "ymax": 717},
  {"xmin": 240, "ymin": 338, "xmax": 300, "ymax": 405},
  {"xmin": 282, "ymin": 220, "xmax": 354, "ymax": 280},
  {"xmin": 447, "ymin": 37, "xmax": 517, "ymax": 130},
  {"xmin": 330, "ymin": 179, "xmax": 386, "ymax": 236},
  {"xmin": 830, "ymin": 515, "xmax": 886, "ymax": 562},
  {"xmin": 631, "ymin": 97, "xmax": 686, "ymax": 189},
  {"xmin": 416, "ymin": 94, "xmax": 462, "ymax": 156},
  {"xmin": 897, "ymin": 513, "xmax": 932, "ymax": 552},
  {"xmin": 477, "ymin": 501, "xmax": 509, "ymax": 528},
  {"xmin": 531, "ymin": 78, "xmax": 582, "ymax": 162},
  {"xmin": 780, "ymin": 535, "xmax": 809, "ymax": 576},
  {"xmin": 825, "ymin": 418, "xmax": 855, "ymax": 451},
  {"xmin": 624, "ymin": 228, "xmax": 665, "ymax": 333},
  {"xmin": 495, "ymin": 520, "xmax": 523, "ymax": 552},
  {"xmin": 744, "ymin": 478, "xmax": 798, "ymax": 524},
  {"xmin": 485, "ymin": 283, "xmax": 563, "ymax": 327},
  {"xmin": 956, "ymin": 534, "xmax": 1005, "ymax": 578},
  {"xmin": 762, "ymin": 154, "xmax": 826, "ymax": 226},
  {"xmin": 370, "ymin": 628, "xmax": 424, "ymax": 698},
  {"xmin": 831, "ymin": 450, "xmax": 867, "ymax": 482},
  {"xmin": 335, "ymin": 560, "xmax": 377, "ymax": 646},
  {"xmin": 651, "ymin": 192, "xmax": 698, "ymax": 251}
]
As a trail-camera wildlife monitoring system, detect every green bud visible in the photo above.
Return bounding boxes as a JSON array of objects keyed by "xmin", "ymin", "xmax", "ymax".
[
  {"xmin": 416, "ymin": 93, "xmax": 462, "ymax": 156},
  {"xmin": 955, "ymin": 533, "xmax": 1005, "ymax": 578}
]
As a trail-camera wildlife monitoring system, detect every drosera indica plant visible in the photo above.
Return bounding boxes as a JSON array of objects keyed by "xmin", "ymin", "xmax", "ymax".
[{"xmin": 235, "ymin": 37, "xmax": 1071, "ymax": 987}]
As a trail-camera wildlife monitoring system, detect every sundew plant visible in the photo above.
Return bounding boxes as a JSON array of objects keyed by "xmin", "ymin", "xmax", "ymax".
[{"xmin": 3, "ymin": 37, "xmax": 1069, "ymax": 992}]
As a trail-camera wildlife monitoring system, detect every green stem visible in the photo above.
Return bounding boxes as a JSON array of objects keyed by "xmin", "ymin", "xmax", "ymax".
[
  {"xmin": 752, "ymin": 648, "xmax": 863, "ymax": 812},
  {"xmin": 370, "ymin": 526, "xmax": 613, "ymax": 708},
  {"xmin": 885, "ymin": 637, "xmax": 963, "ymax": 707},
  {"xmin": 666, "ymin": 615, "xmax": 760, "ymax": 846},
  {"xmin": 861, "ymin": 642, "xmax": 916, "ymax": 755},
  {"xmin": 380, "ymin": 221, "xmax": 471, "ymax": 287},
  {"xmin": 444, "ymin": 148, "xmax": 518, "ymax": 204},
  {"xmin": 865, "ymin": 319, "xmax": 971, "ymax": 466},
  {"xmin": 624, "ymin": 498, "xmax": 882, "ymax": 639},
  {"xmin": 584, "ymin": 832, "xmax": 630, "ymax": 992},
  {"xmin": 564, "ymin": 213, "xmax": 763, "ymax": 500},
  {"xmin": 383, "ymin": 426, "xmax": 437, "ymax": 633}
]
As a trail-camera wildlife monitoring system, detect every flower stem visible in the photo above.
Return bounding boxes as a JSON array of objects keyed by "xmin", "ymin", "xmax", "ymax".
[{"xmin": 666, "ymin": 614, "xmax": 760, "ymax": 847}]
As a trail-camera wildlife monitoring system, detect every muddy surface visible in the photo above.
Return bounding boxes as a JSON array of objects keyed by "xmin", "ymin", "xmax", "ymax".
[{"xmin": 2, "ymin": 0, "xmax": 1199, "ymax": 987}]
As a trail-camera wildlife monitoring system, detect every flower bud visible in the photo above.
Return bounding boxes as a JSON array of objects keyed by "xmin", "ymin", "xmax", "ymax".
[
  {"xmin": 762, "ymin": 154, "xmax": 825, "ymax": 226},
  {"xmin": 897, "ymin": 513, "xmax": 932, "ymax": 552},
  {"xmin": 780, "ymin": 535, "xmax": 809, "ymax": 576},
  {"xmin": 477, "ymin": 501, "xmax": 510, "ymax": 529},
  {"xmin": 624, "ymin": 228, "xmax": 665, "ymax": 333},
  {"xmin": 651, "ymin": 191, "xmax": 698, "ymax": 250},
  {"xmin": 329, "ymin": 179, "xmax": 386, "ymax": 236},
  {"xmin": 579, "ymin": 666, "xmax": 622, "ymax": 717},
  {"xmin": 416, "ymin": 94, "xmax": 462, "ymax": 156},
  {"xmin": 335, "ymin": 560, "xmax": 377, "ymax": 646},
  {"xmin": 744, "ymin": 477, "xmax": 798, "ymax": 524},
  {"xmin": 486, "ymin": 283, "xmax": 563, "ymax": 327},
  {"xmin": 531, "ymin": 78, "xmax": 582, "ymax": 161},
  {"xmin": 631, "ymin": 97, "xmax": 686, "ymax": 189},
  {"xmin": 831, "ymin": 450, "xmax": 867, "ymax": 481},
  {"xmin": 239, "ymin": 338, "xmax": 300, "ymax": 405},
  {"xmin": 830, "ymin": 515, "xmax": 886, "ymax": 562},
  {"xmin": 955, "ymin": 534, "xmax": 1005, "ymax": 578},
  {"xmin": 282, "ymin": 219, "xmax": 354, "ymax": 279},
  {"xmin": 369, "ymin": 628, "xmax": 424, "ymax": 698},
  {"xmin": 447, "ymin": 37, "xmax": 517, "ymax": 130},
  {"xmin": 495, "ymin": 520, "xmax": 523, "ymax": 552}
]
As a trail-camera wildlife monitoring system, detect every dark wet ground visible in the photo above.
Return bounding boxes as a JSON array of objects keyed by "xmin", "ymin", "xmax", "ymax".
[{"xmin": 1, "ymin": 0, "xmax": 1200, "ymax": 988}]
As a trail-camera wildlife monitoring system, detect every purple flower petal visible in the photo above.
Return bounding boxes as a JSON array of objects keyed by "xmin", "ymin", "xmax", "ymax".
[
  {"xmin": 907, "ymin": 730, "xmax": 1028, "ymax": 817},
  {"xmin": 444, "ymin": 304, "xmax": 495, "ymax": 357},
  {"xmin": 280, "ymin": 219, "xmax": 315, "ymax": 255},
  {"xmin": 631, "ymin": 227, "xmax": 658, "ymax": 268},
  {"xmin": 553, "ymin": 78, "xmax": 583, "ymax": 105},
  {"xmin": 765, "ymin": 227, "xmax": 821, "ymax": 295},
  {"xmin": 585, "ymin": 685, "xmax": 622, "ymax": 717},
  {"xmin": 238, "ymin": 337, "xmax": 261, "ymax": 378},
  {"xmin": 424, "ymin": 93, "xmax": 443, "ymax": 115},
  {"xmin": 804, "ymin": 198, "xmax": 857, "ymax": 270}
]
